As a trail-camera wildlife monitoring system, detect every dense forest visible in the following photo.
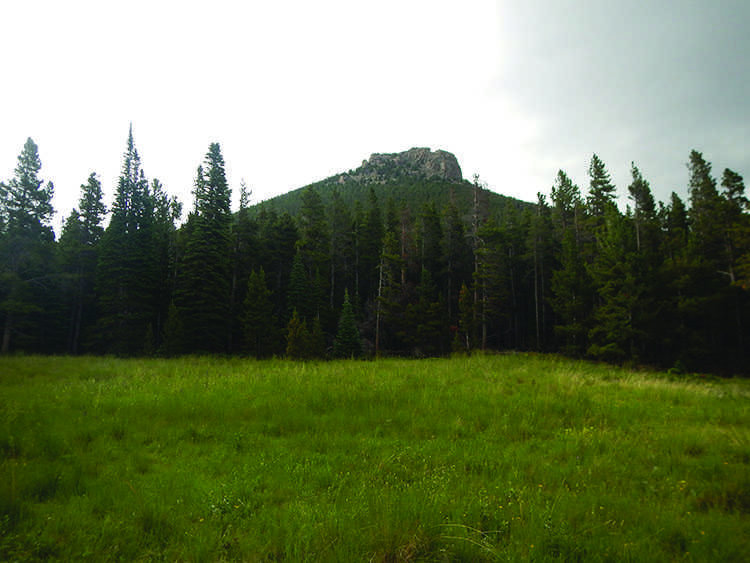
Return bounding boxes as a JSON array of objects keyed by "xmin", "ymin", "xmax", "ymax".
[{"xmin": 1, "ymin": 129, "xmax": 749, "ymax": 374}]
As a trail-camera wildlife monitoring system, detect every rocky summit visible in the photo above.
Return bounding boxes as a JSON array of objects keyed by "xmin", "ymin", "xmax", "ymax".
[{"xmin": 337, "ymin": 147, "xmax": 463, "ymax": 184}]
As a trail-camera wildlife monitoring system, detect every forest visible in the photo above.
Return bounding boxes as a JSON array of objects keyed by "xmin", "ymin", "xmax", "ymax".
[{"xmin": 1, "ymin": 129, "xmax": 748, "ymax": 374}]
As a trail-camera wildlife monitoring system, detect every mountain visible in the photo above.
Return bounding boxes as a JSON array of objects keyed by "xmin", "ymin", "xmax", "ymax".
[{"xmin": 250, "ymin": 147, "xmax": 532, "ymax": 219}]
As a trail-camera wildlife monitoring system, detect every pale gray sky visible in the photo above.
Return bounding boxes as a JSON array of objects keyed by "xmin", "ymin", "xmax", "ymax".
[{"xmin": 1, "ymin": 1, "xmax": 748, "ymax": 232}]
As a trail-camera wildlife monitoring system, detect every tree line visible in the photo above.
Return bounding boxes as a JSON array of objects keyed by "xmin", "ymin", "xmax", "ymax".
[{"xmin": 1, "ymin": 130, "xmax": 748, "ymax": 373}]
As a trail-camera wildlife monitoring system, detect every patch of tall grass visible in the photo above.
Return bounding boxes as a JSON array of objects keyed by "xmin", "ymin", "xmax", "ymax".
[{"xmin": 1, "ymin": 354, "xmax": 748, "ymax": 560}]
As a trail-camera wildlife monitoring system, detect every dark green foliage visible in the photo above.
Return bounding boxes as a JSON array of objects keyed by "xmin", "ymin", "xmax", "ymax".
[
  {"xmin": 549, "ymin": 171, "xmax": 592, "ymax": 356},
  {"xmin": 58, "ymin": 172, "xmax": 107, "ymax": 353},
  {"xmin": 334, "ymin": 289, "xmax": 361, "ymax": 358},
  {"xmin": 173, "ymin": 143, "xmax": 232, "ymax": 354},
  {"xmin": 586, "ymin": 153, "xmax": 617, "ymax": 217},
  {"xmin": 1, "ymin": 136, "xmax": 749, "ymax": 374},
  {"xmin": 400, "ymin": 268, "xmax": 448, "ymax": 356},
  {"xmin": 243, "ymin": 268, "xmax": 278, "ymax": 358},
  {"xmin": 285, "ymin": 309, "xmax": 311, "ymax": 360},
  {"xmin": 161, "ymin": 301, "xmax": 185, "ymax": 357},
  {"xmin": 286, "ymin": 250, "xmax": 311, "ymax": 321},
  {"xmin": 96, "ymin": 127, "xmax": 169, "ymax": 355},
  {"xmin": 0, "ymin": 138, "xmax": 56, "ymax": 353}
]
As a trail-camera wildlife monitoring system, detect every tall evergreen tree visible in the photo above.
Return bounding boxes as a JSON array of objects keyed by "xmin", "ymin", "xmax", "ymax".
[
  {"xmin": 258, "ymin": 209, "xmax": 298, "ymax": 316},
  {"xmin": 58, "ymin": 172, "xmax": 106, "ymax": 353},
  {"xmin": 587, "ymin": 154, "xmax": 617, "ymax": 218},
  {"xmin": 243, "ymin": 267, "xmax": 278, "ymax": 357},
  {"xmin": 285, "ymin": 309, "xmax": 311, "ymax": 360},
  {"xmin": 0, "ymin": 138, "xmax": 55, "ymax": 353},
  {"xmin": 524, "ymin": 193, "xmax": 555, "ymax": 350},
  {"xmin": 687, "ymin": 150, "xmax": 723, "ymax": 267},
  {"xmin": 174, "ymin": 143, "xmax": 232, "ymax": 353},
  {"xmin": 358, "ymin": 187, "xmax": 384, "ymax": 302},
  {"xmin": 587, "ymin": 205, "xmax": 638, "ymax": 362},
  {"xmin": 334, "ymin": 288, "xmax": 361, "ymax": 358},
  {"xmin": 229, "ymin": 180, "xmax": 259, "ymax": 352},
  {"xmin": 287, "ymin": 249, "xmax": 311, "ymax": 321},
  {"xmin": 549, "ymin": 171, "xmax": 592, "ymax": 355},
  {"xmin": 328, "ymin": 188, "xmax": 355, "ymax": 308}
]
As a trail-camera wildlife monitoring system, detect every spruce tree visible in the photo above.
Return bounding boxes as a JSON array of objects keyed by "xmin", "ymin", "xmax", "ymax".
[
  {"xmin": 287, "ymin": 250, "xmax": 311, "ymax": 321},
  {"xmin": 687, "ymin": 150, "xmax": 723, "ymax": 267},
  {"xmin": 587, "ymin": 154, "xmax": 617, "ymax": 218},
  {"xmin": 58, "ymin": 172, "xmax": 106, "ymax": 353},
  {"xmin": 0, "ymin": 138, "xmax": 56, "ymax": 353},
  {"xmin": 549, "ymin": 171, "xmax": 592, "ymax": 356},
  {"xmin": 96, "ymin": 127, "xmax": 164, "ymax": 354},
  {"xmin": 243, "ymin": 267, "xmax": 277, "ymax": 357},
  {"xmin": 285, "ymin": 309, "xmax": 311, "ymax": 360},
  {"xmin": 174, "ymin": 143, "xmax": 232, "ymax": 354},
  {"xmin": 334, "ymin": 289, "xmax": 361, "ymax": 358}
]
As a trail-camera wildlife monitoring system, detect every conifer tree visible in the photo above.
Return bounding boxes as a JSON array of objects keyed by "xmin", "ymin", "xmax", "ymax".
[
  {"xmin": 230, "ymin": 180, "xmax": 259, "ymax": 352},
  {"xmin": 587, "ymin": 205, "xmax": 638, "ymax": 362},
  {"xmin": 58, "ymin": 172, "xmax": 106, "ymax": 353},
  {"xmin": 96, "ymin": 127, "xmax": 168, "ymax": 354},
  {"xmin": 161, "ymin": 301, "xmax": 185, "ymax": 357},
  {"xmin": 687, "ymin": 150, "xmax": 723, "ymax": 267},
  {"xmin": 359, "ymin": 187, "xmax": 384, "ymax": 301},
  {"xmin": 400, "ymin": 267, "xmax": 447, "ymax": 356},
  {"xmin": 243, "ymin": 267, "xmax": 277, "ymax": 357},
  {"xmin": 285, "ymin": 309, "xmax": 311, "ymax": 360},
  {"xmin": 524, "ymin": 193, "xmax": 554, "ymax": 350},
  {"xmin": 329, "ymin": 188, "xmax": 355, "ymax": 308},
  {"xmin": 587, "ymin": 154, "xmax": 617, "ymax": 218},
  {"xmin": 334, "ymin": 288, "xmax": 361, "ymax": 358},
  {"xmin": 0, "ymin": 138, "xmax": 55, "ymax": 353},
  {"xmin": 258, "ymin": 209, "xmax": 299, "ymax": 314},
  {"xmin": 549, "ymin": 171, "xmax": 592, "ymax": 355},
  {"xmin": 174, "ymin": 143, "xmax": 232, "ymax": 353},
  {"xmin": 287, "ymin": 250, "xmax": 311, "ymax": 321}
]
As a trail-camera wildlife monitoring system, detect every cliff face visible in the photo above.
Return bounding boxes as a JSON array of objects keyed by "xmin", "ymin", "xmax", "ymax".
[{"xmin": 338, "ymin": 147, "xmax": 463, "ymax": 183}]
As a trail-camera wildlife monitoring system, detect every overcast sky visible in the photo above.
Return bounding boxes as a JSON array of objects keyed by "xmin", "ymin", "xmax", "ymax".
[{"xmin": 1, "ymin": 1, "xmax": 748, "ymax": 232}]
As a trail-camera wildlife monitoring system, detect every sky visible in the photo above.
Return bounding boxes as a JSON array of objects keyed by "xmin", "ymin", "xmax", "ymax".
[{"xmin": 1, "ymin": 0, "xmax": 749, "ymax": 233}]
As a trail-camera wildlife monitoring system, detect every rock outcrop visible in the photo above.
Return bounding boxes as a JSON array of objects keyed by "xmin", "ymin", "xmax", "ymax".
[{"xmin": 337, "ymin": 147, "xmax": 462, "ymax": 184}]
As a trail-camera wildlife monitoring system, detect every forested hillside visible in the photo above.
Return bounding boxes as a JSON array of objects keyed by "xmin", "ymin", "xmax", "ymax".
[{"xmin": 1, "ymin": 132, "xmax": 748, "ymax": 374}]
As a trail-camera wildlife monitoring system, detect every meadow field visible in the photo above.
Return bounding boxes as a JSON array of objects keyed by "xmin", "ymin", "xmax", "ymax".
[{"xmin": 0, "ymin": 354, "xmax": 748, "ymax": 561}]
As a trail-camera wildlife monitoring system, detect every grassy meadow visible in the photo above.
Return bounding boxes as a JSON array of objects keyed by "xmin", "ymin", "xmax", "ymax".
[{"xmin": 1, "ymin": 354, "xmax": 748, "ymax": 561}]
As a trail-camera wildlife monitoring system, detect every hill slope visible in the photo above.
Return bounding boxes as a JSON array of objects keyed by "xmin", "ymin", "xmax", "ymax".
[{"xmin": 250, "ymin": 147, "xmax": 531, "ymax": 218}]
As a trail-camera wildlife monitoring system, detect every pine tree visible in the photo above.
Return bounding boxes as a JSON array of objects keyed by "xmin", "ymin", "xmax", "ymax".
[
  {"xmin": 524, "ymin": 193, "xmax": 554, "ymax": 350},
  {"xmin": 287, "ymin": 250, "xmax": 311, "ymax": 321},
  {"xmin": 285, "ymin": 309, "xmax": 311, "ymax": 360},
  {"xmin": 229, "ymin": 180, "xmax": 259, "ymax": 352},
  {"xmin": 587, "ymin": 154, "xmax": 617, "ymax": 218},
  {"xmin": 58, "ymin": 172, "xmax": 106, "ymax": 353},
  {"xmin": 298, "ymin": 187, "xmax": 329, "ymax": 274},
  {"xmin": 587, "ymin": 205, "xmax": 638, "ymax": 363},
  {"xmin": 549, "ymin": 170, "xmax": 592, "ymax": 356},
  {"xmin": 329, "ymin": 188, "xmax": 355, "ymax": 308},
  {"xmin": 358, "ymin": 187, "xmax": 384, "ymax": 301},
  {"xmin": 258, "ymin": 209, "xmax": 299, "ymax": 315},
  {"xmin": 442, "ymin": 198, "xmax": 471, "ymax": 325},
  {"xmin": 0, "ymin": 138, "xmax": 56, "ymax": 353},
  {"xmin": 174, "ymin": 143, "xmax": 232, "ymax": 353},
  {"xmin": 400, "ymin": 267, "xmax": 447, "ymax": 356},
  {"xmin": 96, "ymin": 126, "xmax": 166, "ymax": 355},
  {"xmin": 334, "ymin": 288, "xmax": 361, "ymax": 358},
  {"xmin": 243, "ymin": 267, "xmax": 278, "ymax": 357},
  {"xmin": 456, "ymin": 282, "xmax": 476, "ymax": 352},
  {"xmin": 687, "ymin": 150, "xmax": 723, "ymax": 267},
  {"xmin": 624, "ymin": 165, "xmax": 662, "ymax": 362}
]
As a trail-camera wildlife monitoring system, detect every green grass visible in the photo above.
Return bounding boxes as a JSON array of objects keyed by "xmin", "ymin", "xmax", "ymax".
[{"xmin": 1, "ymin": 354, "xmax": 748, "ymax": 561}]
